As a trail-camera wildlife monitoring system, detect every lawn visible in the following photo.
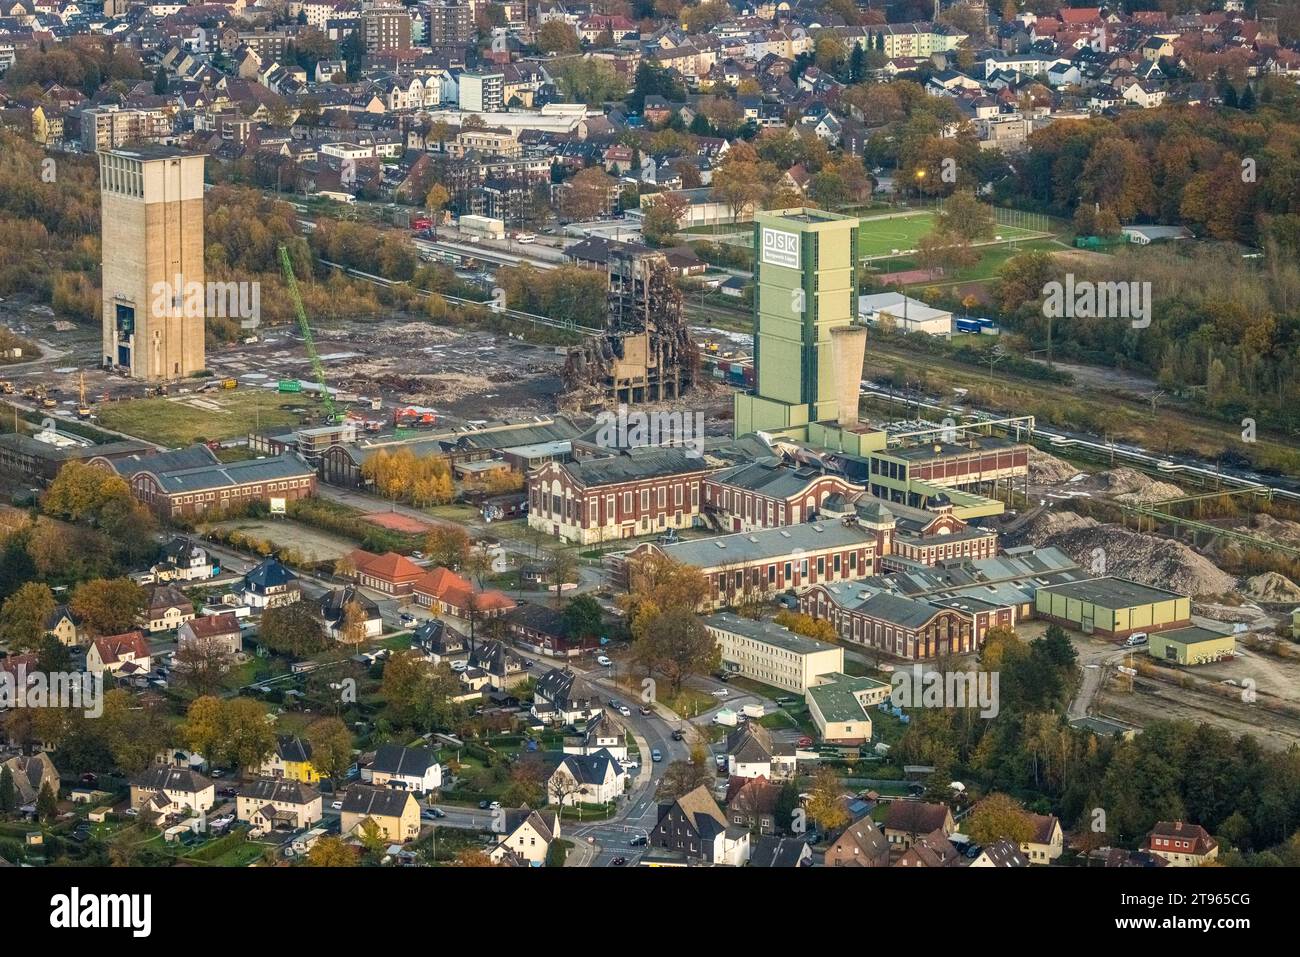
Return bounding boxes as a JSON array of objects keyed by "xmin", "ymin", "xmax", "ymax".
[
  {"xmin": 857, "ymin": 210, "xmax": 1045, "ymax": 261},
  {"xmin": 96, "ymin": 388, "xmax": 306, "ymax": 446}
]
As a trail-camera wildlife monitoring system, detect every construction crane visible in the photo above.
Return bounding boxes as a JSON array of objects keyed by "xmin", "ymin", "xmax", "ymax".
[{"xmin": 277, "ymin": 243, "xmax": 339, "ymax": 424}]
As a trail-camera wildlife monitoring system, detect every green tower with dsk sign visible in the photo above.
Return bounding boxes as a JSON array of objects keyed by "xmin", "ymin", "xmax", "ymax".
[{"xmin": 733, "ymin": 207, "xmax": 861, "ymax": 438}]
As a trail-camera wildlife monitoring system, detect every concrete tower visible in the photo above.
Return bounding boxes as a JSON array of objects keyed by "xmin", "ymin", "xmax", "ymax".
[
  {"xmin": 99, "ymin": 146, "xmax": 207, "ymax": 381},
  {"xmin": 733, "ymin": 207, "xmax": 861, "ymax": 437}
]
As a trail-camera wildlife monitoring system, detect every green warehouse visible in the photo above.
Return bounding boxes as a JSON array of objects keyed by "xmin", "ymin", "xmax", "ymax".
[
  {"xmin": 1034, "ymin": 577, "xmax": 1191, "ymax": 640},
  {"xmin": 1147, "ymin": 626, "xmax": 1236, "ymax": 665}
]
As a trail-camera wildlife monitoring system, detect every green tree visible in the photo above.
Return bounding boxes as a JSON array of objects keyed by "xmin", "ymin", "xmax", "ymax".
[
  {"xmin": 0, "ymin": 766, "xmax": 15, "ymax": 813},
  {"xmin": 306, "ymin": 717, "xmax": 354, "ymax": 784},
  {"xmin": 0, "ymin": 581, "xmax": 56, "ymax": 649},
  {"xmin": 965, "ymin": 792, "xmax": 1036, "ymax": 845},
  {"xmin": 36, "ymin": 780, "xmax": 57, "ymax": 822}
]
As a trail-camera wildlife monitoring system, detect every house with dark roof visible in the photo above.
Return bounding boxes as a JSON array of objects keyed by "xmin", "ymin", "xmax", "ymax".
[
  {"xmin": 895, "ymin": 828, "xmax": 963, "ymax": 867},
  {"xmin": 157, "ymin": 536, "xmax": 213, "ymax": 581},
  {"xmin": 464, "ymin": 638, "xmax": 524, "ymax": 690},
  {"xmin": 340, "ymin": 784, "xmax": 420, "ymax": 844},
  {"xmin": 547, "ymin": 747, "xmax": 626, "ymax": 806},
  {"xmin": 241, "ymin": 557, "xmax": 300, "ymax": 609},
  {"xmin": 130, "ymin": 766, "xmax": 215, "ymax": 819},
  {"xmin": 141, "ymin": 583, "xmax": 195, "ymax": 633},
  {"xmin": 561, "ymin": 711, "xmax": 627, "ymax": 761},
  {"xmin": 749, "ymin": 834, "xmax": 812, "ymax": 867},
  {"xmin": 256, "ymin": 735, "xmax": 318, "ymax": 784},
  {"xmin": 507, "ymin": 602, "xmax": 598, "ymax": 658},
  {"xmin": 649, "ymin": 784, "xmax": 751, "ymax": 865},
  {"xmin": 1021, "ymin": 812, "xmax": 1063, "ymax": 864},
  {"xmin": 317, "ymin": 585, "xmax": 382, "ymax": 641},
  {"xmin": 534, "ymin": 667, "xmax": 603, "ymax": 725},
  {"xmin": 0, "ymin": 752, "xmax": 59, "ymax": 806},
  {"xmin": 410, "ymin": 618, "xmax": 466, "ymax": 664},
  {"xmin": 488, "ymin": 806, "xmax": 561, "ymax": 866},
  {"xmin": 44, "ymin": 604, "xmax": 82, "ymax": 647},
  {"xmin": 726, "ymin": 724, "xmax": 796, "ymax": 780},
  {"xmin": 236, "ymin": 778, "xmax": 323, "ymax": 832},
  {"xmin": 970, "ymin": 838, "xmax": 1030, "ymax": 867},
  {"xmin": 724, "ymin": 774, "xmax": 781, "ymax": 835},
  {"xmin": 365, "ymin": 745, "xmax": 442, "ymax": 793},
  {"xmin": 824, "ymin": 818, "xmax": 890, "ymax": 867},
  {"xmin": 882, "ymin": 800, "xmax": 955, "ymax": 849}
]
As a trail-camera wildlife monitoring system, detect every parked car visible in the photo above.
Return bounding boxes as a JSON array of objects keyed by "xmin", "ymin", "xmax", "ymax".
[
  {"xmin": 622, "ymin": 760, "xmax": 639, "ymax": 770},
  {"xmin": 796, "ymin": 736, "xmax": 813, "ymax": 748},
  {"xmin": 331, "ymin": 800, "xmax": 343, "ymax": 810},
  {"xmin": 671, "ymin": 729, "xmax": 685, "ymax": 741},
  {"xmin": 651, "ymin": 749, "xmax": 662, "ymax": 762},
  {"xmin": 478, "ymin": 800, "xmax": 491, "ymax": 809},
  {"xmin": 629, "ymin": 835, "xmax": 648, "ymax": 847},
  {"xmin": 489, "ymin": 801, "xmax": 502, "ymax": 810},
  {"xmin": 711, "ymin": 688, "xmax": 730, "ymax": 698},
  {"xmin": 639, "ymin": 706, "xmax": 653, "ymax": 716},
  {"xmin": 1126, "ymin": 632, "xmax": 1149, "ymax": 646},
  {"xmin": 618, "ymin": 705, "xmax": 631, "ymax": 717},
  {"xmin": 596, "ymin": 655, "xmax": 612, "ymax": 667}
]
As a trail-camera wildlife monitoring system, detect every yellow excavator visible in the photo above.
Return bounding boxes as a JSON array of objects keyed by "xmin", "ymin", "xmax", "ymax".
[{"xmin": 76, "ymin": 373, "xmax": 93, "ymax": 419}]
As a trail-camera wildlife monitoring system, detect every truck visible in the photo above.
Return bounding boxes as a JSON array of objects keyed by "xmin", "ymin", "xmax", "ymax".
[
  {"xmin": 278, "ymin": 379, "xmax": 302, "ymax": 393},
  {"xmin": 713, "ymin": 708, "xmax": 738, "ymax": 727},
  {"xmin": 220, "ymin": 378, "xmax": 238, "ymax": 390},
  {"xmin": 458, "ymin": 214, "xmax": 505, "ymax": 241},
  {"xmin": 411, "ymin": 217, "xmax": 432, "ymax": 231}
]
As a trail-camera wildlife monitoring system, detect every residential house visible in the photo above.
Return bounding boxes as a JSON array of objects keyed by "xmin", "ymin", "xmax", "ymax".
[
  {"xmin": 241, "ymin": 557, "xmax": 301, "ymax": 609},
  {"xmin": 85, "ymin": 631, "xmax": 152, "ymax": 679},
  {"xmin": 748, "ymin": 834, "xmax": 812, "ymax": 867},
  {"xmin": 177, "ymin": 612, "xmax": 242, "ymax": 657},
  {"xmin": 411, "ymin": 618, "xmax": 466, "ymax": 664},
  {"xmin": 970, "ymin": 838, "xmax": 1030, "ymax": 867},
  {"xmin": 464, "ymin": 639, "xmax": 525, "ymax": 690},
  {"xmin": 318, "ymin": 585, "xmax": 383, "ymax": 641},
  {"xmin": 141, "ymin": 584, "xmax": 195, "ymax": 633},
  {"xmin": 561, "ymin": 712, "xmax": 627, "ymax": 761},
  {"xmin": 547, "ymin": 748, "xmax": 626, "ymax": 806},
  {"xmin": 506, "ymin": 601, "xmax": 598, "ymax": 658},
  {"xmin": 257, "ymin": 735, "xmax": 319, "ymax": 784},
  {"xmin": 824, "ymin": 819, "xmax": 891, "ymax": 867},
  {"xmin": 882, "ymin": 800, "xmax": 955, "ymax": 849},
  {"xmin": 130, "ymin": 766, "xmax": 215, "ymax": 819},
  {"xmin": 365, "ymin": 744, "xmax": 443, "ymax": 793},
  {"xmin": 488, "ymin": 807, "xmax": 561, "ymax": 866},
  {"xmin": 649, "ymin": 784, "xmax": 751, "ymax": 866},
  {"xmin": 0, "ymin": 752, "xmax": 59, "ymax": 806},
  {"xmin": 236, "ymin": 778, "xmax": 323, "ymax": 833},
  {"xmin": 534, "ymin": 667, "xmax": 603, "ymax": 725},
  {"xmin": 894, "ymin": 828, "xmax": 963, "ymax": 867},
  {"xmin": 157, "ymin": 536, "xmax": 214, "ymax": 580},
  {"xmin": 340, "ymin": 785, "xmax": 420, "ymax": 844},
  {"xmin": 725, "ymin": 774, "xmax": 780, "ymax": 835},
  {"xmin": 1022, "ymin": 812, "xmax": 1064, "ymax": 865},
  {"xmin": 1144, "ymin": 821, "xmax": 1218, "ymax": 867},
  {"xmin": 44, "ymin": 604, "xmax": 82, "ymax": 647},
  {"xmin": 726, "ymin": 723, "xmax": 796, "ymax": 780}
]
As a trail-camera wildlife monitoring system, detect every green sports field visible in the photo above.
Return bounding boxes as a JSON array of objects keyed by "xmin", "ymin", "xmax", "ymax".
[{"xmin": 856, "ymin": 210, "xmax": 1045, "ymax": 260}]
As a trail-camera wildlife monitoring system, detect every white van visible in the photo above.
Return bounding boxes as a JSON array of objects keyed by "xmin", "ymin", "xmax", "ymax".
[{"xmin": 1126, "ymin": 632, "xmax": 1148, "ymax": 646}]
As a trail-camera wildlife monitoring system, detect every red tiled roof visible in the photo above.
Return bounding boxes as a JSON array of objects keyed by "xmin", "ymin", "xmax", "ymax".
[
  {"xmin": 186, "ymin": 612, "xmax": 240, "ymax": 638},
  {"xmin": 94, "ymin": 630, "xmax": 150, "ymax": 665},
  {"xmin": 348, "ymin": 549, "xmax": 425, "ymax": 584},
  {"xmin": 413, "ymin": 567, "xmax": 516, "ymax": 613}
]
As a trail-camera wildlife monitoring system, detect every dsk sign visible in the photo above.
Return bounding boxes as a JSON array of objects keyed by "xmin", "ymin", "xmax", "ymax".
[{"xmin": 761, "ymin": 227, "xmax": 800, "ymax": 269}]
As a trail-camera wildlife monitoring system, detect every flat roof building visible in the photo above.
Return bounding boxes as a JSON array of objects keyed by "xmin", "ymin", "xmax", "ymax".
[
  {"xmin": 1035, "ymin": 576, "xmax": 1191, "ymax": 641},
  {"xmin": 704, "ymin": 612, "xmax": 844, "ymax": 694},
  {"xmin": 806, "ymin": 672, "xmax": 890, "ymax": 744},
  {"xmin": 1147, "ymin": 626, "xmax": 1235, "ymax": 666}
]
